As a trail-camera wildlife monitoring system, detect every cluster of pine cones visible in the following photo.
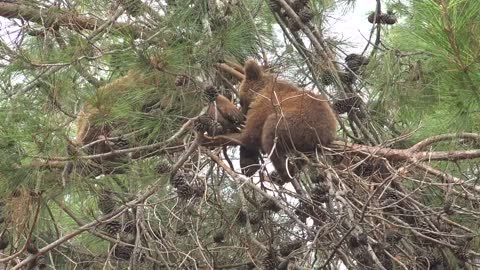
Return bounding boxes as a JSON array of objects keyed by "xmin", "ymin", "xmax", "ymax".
[
  {"xmin": 368, "ymin": 11, "xmax": 397, "ymax": 25},
  {"xmin": 170, "ymin": 172, "xmax": 205, "ymax": 200},
  {"xmin": 332, "ymin": 95, "xmax": 362, "ymax": 115},
  {"xmin": 320, "ymin": 53, "xmax": 369, "ymax": 87},
  {"xmin": 269, "ymin": 0, "xmax": 314, "ymax": 32}
]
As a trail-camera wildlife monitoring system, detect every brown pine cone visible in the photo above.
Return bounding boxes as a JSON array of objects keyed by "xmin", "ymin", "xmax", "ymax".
[
  {"xmin": 235, "ymin": 208, "xmax": 248, "ymax": 226},
  {"xmin": 333, "ymin": 96, "xmax": 362, "ymax": 114},
  {"xmin": 279, "ymin": 240, "xmax": 302, "ymax": 256},
  {"xmin": 104, "ymin": 220, "xmax": 122, "ymax": 235},
  {"xmin": 113, "ymin": 245, "xmax": 133, "ymax": 260},
  {"xmin": 155, "ymin": 160, "xmax": 172, "ymax": 174},
  {"xmin": 287, "ymin": 18, "xmax": 301, "ymax": 32},
  {"xmin": 98, "ymin": 189, "xmax": 117, "ymax": 215},
  {"xmin": 0, "ymin": 236, "xmax": 9, "ymax": 250},
  {"xmin": 298, "ymin": 8, "xmax": 314, "ymax": 23},
  {"xmin": 260, "ymin": 197, "xmax": 281, "ymax": 212},
  {"xmin": 213, "ymin": 231, "xmax": 225, "ymax": 243},
  {"xmin": 175, "ymin": 75, "xmax": 189, "ymax": 87},
  {"xmin": 268, "ymin": 0, "xmax": 281, "ymax": 12},
  {"xmin": 345, "ymin": 53, "xmax": 369, "ymax": 73},
  {"xmin": 262, "ymin": 250, "xmax": 279, "ymax": 270}
]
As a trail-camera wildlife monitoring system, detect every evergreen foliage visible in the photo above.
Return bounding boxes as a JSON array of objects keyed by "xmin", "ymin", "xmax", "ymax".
[{"xmin": 0, "ymin": 0, "xmax": 479, "ymax": 269}]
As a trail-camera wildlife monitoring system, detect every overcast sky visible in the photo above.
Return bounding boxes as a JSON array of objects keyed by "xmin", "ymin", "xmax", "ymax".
[{"xmin": 328, "ymin": 1, "xmax": 375, "ymax": 53}]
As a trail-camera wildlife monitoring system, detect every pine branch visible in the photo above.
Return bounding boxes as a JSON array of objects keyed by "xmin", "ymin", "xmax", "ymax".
[
  {"xmin": 0, "ymin": 2, "xmax": 148, "ymax": 37},
  {"xmin": 10, "ymin": 177, "xmax": 169, "ymax": 269}
]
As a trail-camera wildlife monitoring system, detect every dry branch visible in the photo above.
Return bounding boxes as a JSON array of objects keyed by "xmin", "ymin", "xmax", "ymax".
[{"xmin": 0, "ymin": 2, "xmax": 147, "ymax": 37}]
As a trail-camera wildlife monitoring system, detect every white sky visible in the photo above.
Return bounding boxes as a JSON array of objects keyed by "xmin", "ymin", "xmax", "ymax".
[{"xmin": 328, "ymin": 0, "xmax": 376, "ymax": 53}]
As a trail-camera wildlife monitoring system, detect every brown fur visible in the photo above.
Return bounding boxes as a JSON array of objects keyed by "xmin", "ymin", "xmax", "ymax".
[
  {"xmin": 239, "ymin": 146, "xmax": 261, "ymax": 177},
  {"xmin": 237, "ymin": 60, "xmax": 337, "ymax": 182},
  {"xmin": 206, "ymin": 94, "xmax": 245, "ymax": 134}
]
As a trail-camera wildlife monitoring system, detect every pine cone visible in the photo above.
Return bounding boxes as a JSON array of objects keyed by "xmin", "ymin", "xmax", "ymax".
[
  {"xmin": 345, "ymin": 53, "xmax": 369, "ymax": 73},
  {"xmin": 298, "ymin": 8, "xmax": 314, "ymax": 23},
  {"xmin": 294, "ymin": 202, "xmax": 310, "ymax": 223},
  {"xmin": 368, "ymin": 12, "xmax": 383, "ymax": 24},
  {"xmin": 269, "ymin": 170, "xmax": 289, "ymax": 186},
  {"xmin": 171, "ymin": 173, "xmax": 187, "ymax": 189},
  {"xmin": 357, "ymin": 233, "xmax": 368, "ymax": 245},
  {"xmin": 307, "ymin": 205, "xmax": 327, "ymax": 226},
  {"xmin": 37, "ymin": 255, "xmax": 47, "ymax": 269},
  {"xmin": 204, "ymin": 85, "xmax": 219, "ymax": 103},
  {"xmin": 176, "ymin": 183, "xmax": 195, "ymax": 199},
  {"xmin": 353, "ymin": 162, "xmax": 375, "ymax": 177},
  {"xmin": 416, "ymin": 253, "xmax": 442, "ymax": 268},
  {"xmin": 368, "ymin": 12, "xmax": 397, "ymax": 25},
  {"xmin": 176, "ymin": 224, "xmax": 188, "ymax": 236},
  {"xmin": 454, "ymin": 247, "xmax": 468, "ymax": 262},
  {"xmin": 120, "ymin": 0, "xmax": 143, "ymax": 17},
  {"xmin": 155, "ymin": 160, "xmax": 172, "ymax": 174},
  {"xmin": 192, "ymin": 183, "xmax": 206, "ymax": 198},
  {"xmin": 0, "ymin": 236, "xmax": 9, "ymax": 250},
  {"xmin": 380, "ymin": 198, "xmax": 398, "ymax": 213},
  {"xmin": 193, "ymin": 114, "xmax": 224, "ymax": 135},
  {"xmin": 354, "ymin": 248, "xmax": 373, "ymax": 267},
  {"xmin": 262, "ymin": 250, "xmax": 279, "ymax": 270},
  {"xmin": 213, "ymin": 231, "xmax": 225, "ymax": 243},
  {"xmin": 235, "ymin": 208, "xmax": 248, "ymax": 226},
  {"xmin": 123, "ymin": 219, "xmax": 136, "ymax": 234},
  {"xmin": 385, "ymin": 230, "xmax": 402, "ymax": 244},
  {"xmin": 106, "ymin": 136, "xmax": 129, "ymax": 150},
  {"xmin": 377, "ymin": 252, "xmax": 393, "ymax": 270},
  {"xmin": 249, "ymin": 212, "xmax": 263, "ymax": 226},
  {"xmin": 333, "ymin": 95, "xmax": 362, "ymax": 115},
  {"xmin": 443, "ymin": 198, "xmax": 454, "ymax": 215},
  {"xmin": 311, "ymin": 171, "xmax": 325, "ymax": 183},
  {"xmin": 313, "ymin": 182, "xmax": 329, "ymax": 195},
  {"xmin": 320, "ymin": 72, "xmax": 335, "ymax": 85},
  {"xmin": 382, "ymin": 13, "xmax": 397, "ymax": 25},
  {"xmin": 245, "ymin": 262, "xmax": 256, "ymax": 270},
  {"xmin": 287, "ymin": 18, "xmax": 301, "ymax": 32},
  {"xmin": 339, "ymin": 71, "xmax": 356, "ymax": 84},
  {"xmin": 416, "ymin": 222, "xmax": 438, "ymax": 243},
  {"xmin": 27, "ymin": 241, "xmax": 38, "ymax": 254},
  {"xmin": 347, "ymin": 236, "xmax": 360, "ymax": 249},
  {"xmin": 311, "ymin": 184, "xmax": 329, "ymax": 204},
  {"xmin": 113, "ymin": 245, "xmax": 133, "ymax": 260},
  {"xmin": 268, "ymin": 0, "xmax": 281, "ymax": 12},
  {"xmin": 383, "ymin": 190, "xmax": 400, "ymax": 201},
  {"xmin": 171, "ymin": 173, "xmax": 203, "ymax": 199},
  {"xmin": 290, "ymin": 0, "xmax": 309, "ymax": 11},
  {"xmin": 98, "ymin": 189, "xmax": 117, "ymax": 215},
  {"xmin": 104, "ymin": 220, "xmax": 122, "ymax": 235},
  {"xmin": 193, "ymin": 114, "xmax": 213, "ymax": 133},
  {"xmin": 311, "ymin": 193, "xmax": 328, "ymax": 204},
  {"xmin": 175, "ymin": 75, "xmax": 189, "ymax": 87},
  {"xmin": 260, "ymin": 197, "xmax": 281, "ymax": 212},
  {"xmin": 279, "ymin": 240, "xmax": 303, "ymax": 256}
]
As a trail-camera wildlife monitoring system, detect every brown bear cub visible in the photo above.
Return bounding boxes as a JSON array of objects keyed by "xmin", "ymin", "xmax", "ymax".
[{"xmin": 239, "ymin": 60, "xmax": 337, "ymax": 182}]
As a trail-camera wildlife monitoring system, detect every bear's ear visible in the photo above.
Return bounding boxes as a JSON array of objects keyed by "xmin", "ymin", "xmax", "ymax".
[{"xmin": 244, "ymin": 60, "xmax": 263, "ymax": 81}]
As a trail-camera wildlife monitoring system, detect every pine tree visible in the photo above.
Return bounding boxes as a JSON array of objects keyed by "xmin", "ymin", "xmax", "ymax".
[{"xmin": 0, "ymin": 0, "xmax": 479, "ymax": 269}]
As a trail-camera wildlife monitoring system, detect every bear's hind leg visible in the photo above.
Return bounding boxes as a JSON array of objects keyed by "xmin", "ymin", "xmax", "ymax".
[{"xmin": 262, "ymin": 114, "xmax": 298, "ymax": 184}]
